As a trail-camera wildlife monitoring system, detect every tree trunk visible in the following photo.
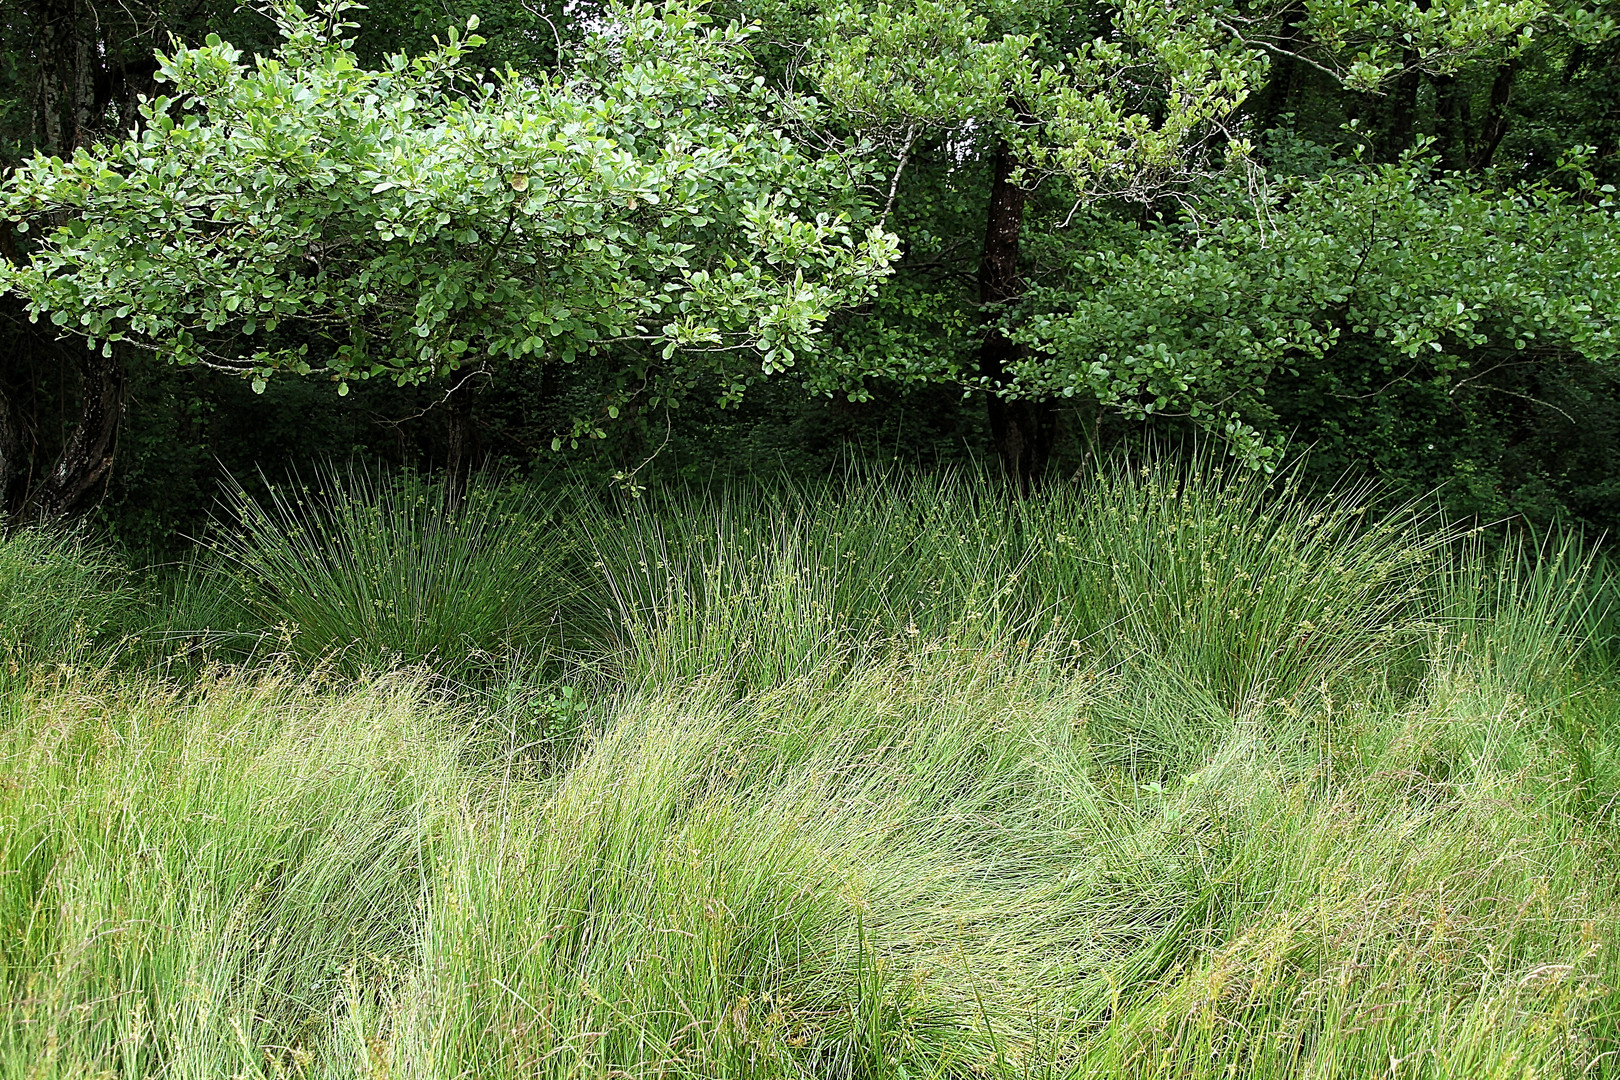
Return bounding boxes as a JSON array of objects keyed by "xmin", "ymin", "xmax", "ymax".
[
  {"xmin": 0, "ymin": 386, "xmax": 20, "ymax": 515},
  {"xmin": 1382, "ymin": 56, "xmax": 1423, "ymax": 160},
  {"xmin": 443, "ymin": 372, "xmax": 480, "ymax": 514},
  {"xmin": 15, "ymin": 0, "xmax": 135, "ymax": 520},
  {"xmin": 1469, "ymin": 61, "xmax": 1518, "ymax": 171},
  {"xmin": 1433, "ymin": 74, "xmax": 1472, "ymax": 172},
  {"xmin": 1596, "ymin": 51, "xmax": 1620, "ymax": 179},
  {"xmin": 34, "ymin": 346, "xmax": 125, "ymax": 519},
  {"xmin": 1254, "ymin": 1, "xmax": 1307, "ymax": 131},
  {"xmin": 36, "ymin": 0, "xmax": 97, "ymax": 152},
  {"xmin": 977, "ymin": 139, "xmax": 1054, "ymax": 491}
]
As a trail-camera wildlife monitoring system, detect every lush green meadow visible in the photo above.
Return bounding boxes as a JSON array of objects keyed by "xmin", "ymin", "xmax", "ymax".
[{"xmin": 2, "ymin": 463, "xmax": 1617, "ymax": 1079}]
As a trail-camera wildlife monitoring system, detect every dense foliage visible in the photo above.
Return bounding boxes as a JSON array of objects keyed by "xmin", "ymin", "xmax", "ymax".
[
  {"xmin": 1, "ymin": 0, "xmax": 1617, "ymax": 535},
  {"xmin": 2, "ymin": 4, "xmax": 896, "ymax": 413}
]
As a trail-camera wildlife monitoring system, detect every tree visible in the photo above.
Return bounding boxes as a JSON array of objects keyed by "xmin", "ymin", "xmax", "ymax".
[
  {"xmin": 799, "ymin": 0, "xmax": 1268, "ymax": 485},
  {"xmin": 0, "ymin": 0, "xmax": 899, "ymax": 500},
  {"xmin": 8, "ymin": 0, "xmax": 1616, "ymax": 512},
  {"xmin": 743, "ymin": 0, "xmax": 1612, "ymax": 484},
  {"xmin": 1011, "ymin": 154, "xmax": 1620, "ymax": 464},
  {"xmin": 0, "ymin": 0, "xmax": 177, "ymax": 515}
]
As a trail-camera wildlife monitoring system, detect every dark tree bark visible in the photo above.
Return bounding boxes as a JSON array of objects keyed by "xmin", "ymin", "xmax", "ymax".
[
  {"xmin": 34, "ymin": 346, "xmax": 126, "ymax": 519},
  {"xmin": 1597, "ymin": 51, "xmax": 1620, "ymax": 177},
  {"xmin": 1433, "ymin": 74, "xmax": 1472, "ymax": 172},
  {"xmin": 1253, "ymin": 1, "xmax": 1307, "ymax": 131},
  {"xmin": 1469, "ymin": 61, "xmax": 1518, "ymax": 171},
  {"xmin": 10, "ymin": 0, "xmax": 143, "ymax": 520},
  {"xmin": 0, "ymin": 386, "xmax": 20, "ymax": 513},
  {"xmin": 1382, "ymin": 56, "xmax": 1423, "ymax": 160},
  {"xmin": 977, "ymin": 139, "xmax": 1054, "ymax": 491},
  {"xmin": 442, "ymin": 370, "xmax": 482, "ymax": 514}
]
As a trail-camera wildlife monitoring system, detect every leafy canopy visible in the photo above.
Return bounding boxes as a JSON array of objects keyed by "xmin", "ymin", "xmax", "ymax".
[
  {"xmin": 0, "ymin": 1, "xmax": 899, "ymax": 417},
  {"xmin": 790, "ymin": 0, "xmax": 1620, "ymax": 462},
  {"xmin": 1012, "ymin": 153, "xmax": 1620, "ymax": 458}
]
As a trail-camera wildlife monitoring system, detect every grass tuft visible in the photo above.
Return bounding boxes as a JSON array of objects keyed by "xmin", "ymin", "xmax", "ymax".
[
  {"xmin": 200, "ymin": 468, "xmax": 586, "ymax": 673},
  {"xmin": 0, "ymin": 524, "xmax": 128, "ymax": 678}
]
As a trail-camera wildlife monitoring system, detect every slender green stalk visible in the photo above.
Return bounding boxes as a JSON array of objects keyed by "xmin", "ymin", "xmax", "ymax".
[{"xmin": 200, "ymin": 467, "xmax": 588, "ymax": 674}]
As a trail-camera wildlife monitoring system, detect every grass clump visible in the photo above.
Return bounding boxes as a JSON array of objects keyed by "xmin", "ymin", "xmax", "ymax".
[
  {"xmin": 201, "ymin": 469, "xmax": 584, "ymax": 673},
  {"xmin": 1016, "ymin": 463, "xmax": 1446, "ymax": 709},
  {"xmin": 0, "ymin": 670, "xmax": 465, "ymax": 1078},
  {"xmin": 593, "ymin": 460, "xmax": 1446, "ymax": 714},
  {"xmin": 0, "ymin": 525, "xmax": 127, "ymax": 676}
]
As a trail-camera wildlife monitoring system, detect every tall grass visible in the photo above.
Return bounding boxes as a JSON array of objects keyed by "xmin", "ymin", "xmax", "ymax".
[
  {"xmin": 0, "ymin": 524, "xmax": 128, "ymax": 677},
  {"xmin": 3, "ymin": 459, "xmax": 1617, "ymax": 1077},
  {"xmin": 200, "ymin": 469, "xmax": 586, "ymax": 673},
  {"xmin": 1015, "ymin": 463, "xmax": 1447, "ymax": 707},
  {"xmin": 0, "ymin": 671, "xmax": 464, "ymax": 1079},
  {"xmin": 589, "ymin": 473, "xmax": 1035, "ymax": 692},
  {"xmin": 593, "ymin": 461, "xmax": 1448, "ymax": 714}
]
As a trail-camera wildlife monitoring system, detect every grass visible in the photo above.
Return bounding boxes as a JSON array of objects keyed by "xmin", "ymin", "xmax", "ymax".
[
  {"xmin": 0, "ymin": 460, "xmax": 1616, "ymax": 1078},
  {"xmin": 185, "ymin": 467, "xmax": 587, "ymax": 674},
  {"xmin": 0, "ymin": 523, "xmax": 127, "ymax": 679}
]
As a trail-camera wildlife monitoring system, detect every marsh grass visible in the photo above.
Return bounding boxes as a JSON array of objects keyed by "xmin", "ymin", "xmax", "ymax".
[
  {"xmin": 0, "ymin": 524, "xmax": 129, "ymax": 681},
  {"xmin": 199, "ymin": 468, "xmax": 590, "ymax": 674},
  {"xmin": 2, "ymin": 459, "xmax": 1617, "ymax": 1078}
]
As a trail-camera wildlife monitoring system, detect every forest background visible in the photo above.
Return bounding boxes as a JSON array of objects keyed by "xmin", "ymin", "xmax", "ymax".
[{"xmin": 1, "ymin": 0, "xmax": 1618, "ymax": 542}]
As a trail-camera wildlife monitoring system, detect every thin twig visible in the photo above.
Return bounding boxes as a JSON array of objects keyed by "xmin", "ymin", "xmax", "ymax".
[
  {"xmin": 1475, "ymin": 384, "xmax": 1577, "ymax": 424},
  {"xmin": 1215, "ymin": 20, "xmax": 1349, "ymax": 86},
  {"xmin": 881, "ymin": 124, "xmax": 919, "ymax": 228}
]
